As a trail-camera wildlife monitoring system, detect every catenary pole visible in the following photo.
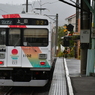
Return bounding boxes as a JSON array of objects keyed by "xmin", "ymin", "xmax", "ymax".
[
  {"xmin": 80, "ymin": 0, "xmax": 90, "ymax": 74},
  {"xmin": 56, "ymin": 14, "xmax": 58, "ymax": 55},
  {"xmin": 26, "ymin": 0, "xmax": 28, "ymax": 12},
  {"xmin": 85, "ymin": 0, "xmax": 95, "ymax": 76},
  {"xmin": 76, "ymin": 0, "xmax": 79, "ymax": 33},
  {"xmin": 22, "ymin": 0, "xmax": 31, "ymax": 12}
]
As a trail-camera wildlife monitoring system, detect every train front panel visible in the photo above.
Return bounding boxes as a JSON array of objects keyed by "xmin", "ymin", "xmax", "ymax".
[
  {"xmin": 0, "ymin": 13, "xmax": 56, "ymax": 86},
  {"xmin": 0, "ymin": 45, "xmax": 52, "ymax": 86},
  {"xmin": 6, "ymin": 46, "xmax": 51, "ymax": 68}
]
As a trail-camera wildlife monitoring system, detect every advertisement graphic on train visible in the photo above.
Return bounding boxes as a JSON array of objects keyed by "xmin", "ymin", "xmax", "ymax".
[{"xmin": 21, "ymin": 47, "xmax": 50, "ymax": 67}]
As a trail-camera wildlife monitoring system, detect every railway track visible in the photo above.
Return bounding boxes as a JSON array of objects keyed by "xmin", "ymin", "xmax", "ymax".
[
  {"xmin": 0, "ymin": 85, "xmax": 50, "ymax": 95},
  {"xmin": 2, "ymin": 87, "xmax": 34, "ymax": 95}
]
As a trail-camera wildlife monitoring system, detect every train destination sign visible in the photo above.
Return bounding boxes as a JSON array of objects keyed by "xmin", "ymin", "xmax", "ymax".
[{"xmin": 0, "ymin": 18, "xmax": 48, "ymax": 25}]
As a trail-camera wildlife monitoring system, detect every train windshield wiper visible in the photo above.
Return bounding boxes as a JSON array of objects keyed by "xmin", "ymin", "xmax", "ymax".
[{"xmin": 14, "ymin": 38, "xmax": 20, "ymax": 47}]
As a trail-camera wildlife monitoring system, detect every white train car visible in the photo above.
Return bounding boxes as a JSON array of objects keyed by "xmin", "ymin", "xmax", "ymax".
[{"xmin": 0, "ymin": 13, "xmax": 56, "ymax": 86}]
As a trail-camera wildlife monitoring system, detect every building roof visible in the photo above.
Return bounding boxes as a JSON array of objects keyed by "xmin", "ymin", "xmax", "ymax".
[{"xmin": 65, "ymin": 14, "xmax": 76, "ymax": 20}]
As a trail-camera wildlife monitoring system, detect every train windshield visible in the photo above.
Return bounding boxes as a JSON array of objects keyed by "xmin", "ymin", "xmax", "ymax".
[
  {"xmin": 8, "ymin": 28, "xmax": 48, "ymax": 46},
  {"xmin": 9, "ymin": 29, "xmax": 20, "ymax": 46},
  {"xmin": 24, "ymin": 29, "xmax": 48, "ymax": 46}
]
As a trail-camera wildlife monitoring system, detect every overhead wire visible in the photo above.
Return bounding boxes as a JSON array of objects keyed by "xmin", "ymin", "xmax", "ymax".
[
  {"xmin": 69, "ymin": 0, "xmax": 76, "ymax": 4},
  {"xmin": 41, "ymin": 1, "xmax": 58, "ymax": 6},
  {"xmin": 69, "ymin": 0, "xmax": 80, "ymax": 5},
  {"xmin": 37, "ymin": 0, "xmax": 40, "ymax": 5},
  {"xmin": 31, "ymin": 0, "xmax": 36, "ymax": 10},
  {"xmin": 0, "ymin": 8, "xmax": 8, "ymax": 13},
  {"xmin": 31, "ymin": 0, "xmax": 58, "ymax": 13},
  {"xmin": 31, "ymin": 0, "xmax": 37, "ymax": 12}
]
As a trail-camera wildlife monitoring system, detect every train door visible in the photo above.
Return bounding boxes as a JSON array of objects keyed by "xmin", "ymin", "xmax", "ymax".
[{"xmin": 7, "ymin": 29, "xmax": 22, "ymax": 67}]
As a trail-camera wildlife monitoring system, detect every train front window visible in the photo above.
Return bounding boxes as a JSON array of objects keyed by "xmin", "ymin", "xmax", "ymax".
[
  {"xmin": 9, "ymin": 29, "xmax": 20, "ymax": 46},
  {"xmin": 0, "ymin": 29, "xmax": 6, "ymax": 45},
  {"xmin": 23, "ymin": 29, "xmax": 48, "ymax": 46}
]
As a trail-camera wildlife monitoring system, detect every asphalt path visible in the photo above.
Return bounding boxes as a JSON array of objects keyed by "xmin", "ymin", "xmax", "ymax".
[
  {"xmin": 66, "ymin": 58, "xmax": 95, "ymax": 95},
  {"xmin": 66, "ymin": 58, "xmax": 80, "ymax": 77}
]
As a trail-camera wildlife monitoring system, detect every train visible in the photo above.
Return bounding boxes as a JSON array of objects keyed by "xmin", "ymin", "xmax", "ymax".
[{"xmin": 0, "ymin": 13, "xmax": 57, "ymax": 86}]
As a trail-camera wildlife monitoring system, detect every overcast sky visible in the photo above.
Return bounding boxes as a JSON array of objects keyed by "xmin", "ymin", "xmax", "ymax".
[
  {"xmin": 0, "ymin": 0, "xmax": 35, "ymax": 5},
  {"xmin": 0, "ymin": 0, "xmax": 76, "ymax": 26},
  {"xmin": 0, "ymin": 0, "xmax": 76, "ymax": 5}
]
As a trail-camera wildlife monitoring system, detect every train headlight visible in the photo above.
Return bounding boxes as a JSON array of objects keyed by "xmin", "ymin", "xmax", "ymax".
[{"xmin": 39, "ymin": 54, "xmax": 47, "ymax": 59}]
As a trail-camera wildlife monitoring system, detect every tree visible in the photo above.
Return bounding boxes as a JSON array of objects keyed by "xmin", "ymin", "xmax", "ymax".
[{"xmin": 57, "ymin": 26, "xmax": 66, "ymax": 56}]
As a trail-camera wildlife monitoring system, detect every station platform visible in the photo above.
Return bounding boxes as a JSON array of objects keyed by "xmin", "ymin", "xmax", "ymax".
[
  {"xmin": 49, "ymin": 57, "xmax": 67, "ymax": 95},
  {"xmin": 66, "ymin": 58, "xmax": 95, "ymax": 95},
  {"xmin": 49, "ymin": 57, "xmax": 95, "ymax": 95}
]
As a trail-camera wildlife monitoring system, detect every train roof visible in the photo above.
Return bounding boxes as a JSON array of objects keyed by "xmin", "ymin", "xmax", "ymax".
[{"xmin": 0, "ymin": 13, "xmax": 50, "ymax": 20}]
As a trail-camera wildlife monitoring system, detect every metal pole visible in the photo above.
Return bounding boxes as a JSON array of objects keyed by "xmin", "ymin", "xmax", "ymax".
[
  {"xmin": 81, "ymin": 0, "xmax": 90, "ymax": 74},
  {"xmin": 56, "ymin": 14, "xmax": 58, "ymax": 55},
  {"xmin": 83, "ymin": 0, "xmax": 95, "ymax": 76},
  {"xmin": 40, "ymin": 0, "xmax": 42, "ymax": 14},
  {"xmin": 76, "ymin": 0, "xmax": 79, "ymax": 32},
  {"xmin": 26, "ymin": 0, "xmax": 28, "ymax": 12},
  {"xmin": 22, "ymin": 0, "xmax": 31, "ymax": 13},
  {"xmin": 92, "ymin": 1, "xmax": 95, "ymax": 49}
]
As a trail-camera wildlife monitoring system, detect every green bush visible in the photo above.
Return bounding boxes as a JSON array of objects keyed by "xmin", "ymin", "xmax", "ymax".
[{"xmin": 57, "ymin": 51, "xmax": 63, "ymax": 57}]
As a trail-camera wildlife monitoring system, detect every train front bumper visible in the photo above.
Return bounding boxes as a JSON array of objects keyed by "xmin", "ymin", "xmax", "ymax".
[{"xmin": 0, "ymin": 79, "xmax": 48, "ymax": 86}]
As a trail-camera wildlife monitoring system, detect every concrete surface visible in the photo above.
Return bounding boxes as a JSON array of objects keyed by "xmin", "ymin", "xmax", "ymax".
[{"xmin": 66, "ymin": 58, "xmax": 95, "ymax": 95}]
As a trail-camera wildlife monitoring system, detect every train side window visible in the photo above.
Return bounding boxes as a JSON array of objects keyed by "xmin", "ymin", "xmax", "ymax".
[{"xmin": 0, "ymin": 29, "xmax": 6, "ymax": 45}]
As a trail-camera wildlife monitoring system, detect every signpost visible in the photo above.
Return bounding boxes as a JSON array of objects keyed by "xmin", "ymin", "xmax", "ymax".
[{"xmin": 80, "ymin": 30, "xmax": 90, "ymax": 43}]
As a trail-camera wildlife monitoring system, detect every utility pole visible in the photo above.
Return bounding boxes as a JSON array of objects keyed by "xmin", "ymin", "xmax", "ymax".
[
  {"xmin": 22, "ymin": 0, "xmax": 31, "ymax": 12},
  {"xmin": 56, "ymin": 14, "xmax": 58, "ymax": 55},
  {"xmin": 83, "ymin": 0, "xmax": 95, "ymax": 76},
  {"xmin": 35, "ymin": 0, "xmax": 43, "ymax": 14},
  {"xmin": 76, "ymin": 0, "xmax": 79, "ymax": 32},
  {"xmin": 35, "ymin": 0, "xmax": 47, "ymax": 15},
  {"xmin": 44, "ymin": 14, "xmax": 58, "ymax": 55},
  {"xmin": 40, "ymin": 0, "xmax": 42, "ymax": 14},
  {"xmin": 80, "ymin": 0, "xmax": 90, "ymax": 74},
  {"xmin": 75, "ymin": 0, "xmax": 80, "ymax": 58},
  {"xmin": 26, "ymin": 0, "xmax": 28, "ymax": 12}
]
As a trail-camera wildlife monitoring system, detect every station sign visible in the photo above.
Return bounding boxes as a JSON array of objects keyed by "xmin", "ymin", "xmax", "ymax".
[{"xmin": 0, "ymin": 18, "xmax": 48, "ymax": 25}]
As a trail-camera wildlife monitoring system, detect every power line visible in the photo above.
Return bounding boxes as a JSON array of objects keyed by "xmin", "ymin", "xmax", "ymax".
[
  {"xmin": 0, "ymin": 8, "xmax": 8, "ymax": 13},
  {"xmin": 37, "ymin": 0, "xmax": 40, "ymax": 5},
  {"xmin": 69, "ymin": 0, "xmax": 76, "ymax": 4},
  {"xmin": 41, "ymin": 1, "xmax": 58, "ymax": 6},
  {"xmin": 31, "ymin": 1, "xmax": 36, "ymax": 9},
  {"xmin": 69, "ymin": 0, "xmax": 80, "ymax": 5},
  {"xmin": 35, "ymin": 0, "xmax": 58, "ymax": 14}
]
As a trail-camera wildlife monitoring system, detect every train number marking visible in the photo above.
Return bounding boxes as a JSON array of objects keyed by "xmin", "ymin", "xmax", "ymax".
[
  {"xmin": 23, "ymin": 54, "xmax": 31, "ymax": 57},
  {"xmin": 12, "ymin": 60, "xmax": 17, "ymax": 64}
]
